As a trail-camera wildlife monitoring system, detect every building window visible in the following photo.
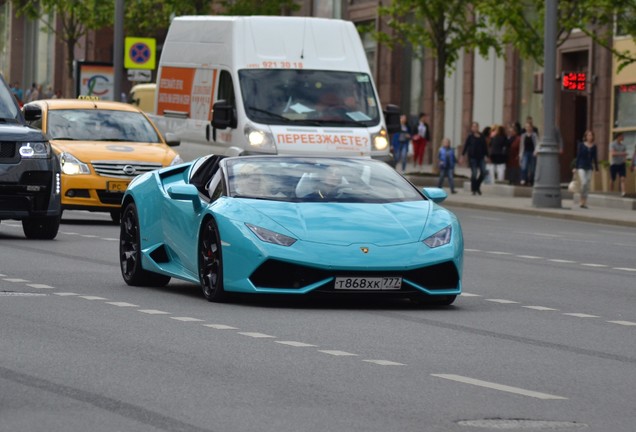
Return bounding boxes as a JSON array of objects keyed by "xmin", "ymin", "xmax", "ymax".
[
  {"xmin": 613, "ymin": 84, "xmax": 636, "ymax": 156},
  {"xmin": 356, "ymin": 21, "xmax": 376, "ymax": 79},
  {"xmin": 312, "ymin": 0, "xmax": 341, "ymax": 19}
]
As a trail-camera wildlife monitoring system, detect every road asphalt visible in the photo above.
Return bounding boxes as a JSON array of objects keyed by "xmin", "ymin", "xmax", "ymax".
[{"xmin": 405, "ymin": 164, "xmax": 636, "ymax": 228}]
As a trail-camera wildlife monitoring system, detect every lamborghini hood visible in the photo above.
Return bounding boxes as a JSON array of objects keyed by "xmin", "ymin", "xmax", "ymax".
[{"xmin": 239, "ymin": 200, "xmax": 432, "ymax": 246}]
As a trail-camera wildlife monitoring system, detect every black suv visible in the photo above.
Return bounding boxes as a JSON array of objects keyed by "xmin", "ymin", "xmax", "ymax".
[{"xmin": 0, "ymin": 75, "xmax": 61, "ymax": 239}]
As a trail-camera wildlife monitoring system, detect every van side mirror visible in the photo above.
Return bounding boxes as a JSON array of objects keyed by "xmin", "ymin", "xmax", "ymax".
[
  {"xmin": 383, "ymin": 104, "xmax": 401, "ymax": 136},
  {"xmin": 211, "ymin": 100, "xmax": 237, "ymax": 130},
  {"xmin": 23, "ymin": 105, "xmax": 42, "ymax": 122}
]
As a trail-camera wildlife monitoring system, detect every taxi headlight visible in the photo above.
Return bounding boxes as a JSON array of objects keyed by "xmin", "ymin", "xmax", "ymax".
[
  {"xmin": 246, "ymin": 223, "xmax": 296, "ymax": 246},
  {"xmin": 60, "ymin": 152, "xmax": 90, "ymax": 175},
  {"xmin": 423, "ymin": 226, "xmax": 452, "ymax": 248},
  {"xmin": 372, "ymin": 130, "xmax": 389, "ymax": 151},
  {"xmin": 244, "ymin": 124, "xmax": 277, "ymax": 153},
  {"xmin": 170, "ymin": 154, "xmax": 184, "ymax": 166},
  {"xmin": 19, "ymin": 141, "xmax": 51, "ymax": 158}
]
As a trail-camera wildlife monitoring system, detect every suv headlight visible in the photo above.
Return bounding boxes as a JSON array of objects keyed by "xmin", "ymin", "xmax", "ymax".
[
  {"xmin": 59, "ymin": 152, "xmax": 90, "ymax": 175},
  {"xmin": 244, "ymin": 124, "xmax": 277, "ymax": 154},
  {"xmin": 19, "ymin": 141, "xmax": 51, "ymax": 158},
  {"xmin": 372, "ymin": 129, "xmax": 389, "ymax": 151},
  {"xmin": 423, "ymin": 226, "xmax": 452, "ymax": 248}
]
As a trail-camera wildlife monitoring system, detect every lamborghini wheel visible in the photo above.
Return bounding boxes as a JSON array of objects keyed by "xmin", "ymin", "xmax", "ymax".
[
  {"xmin": 199, "ymin": 218, "xmax": 226, "ymax": 302},
  {"xmin": 120, "ymin": 202, "xmax": 171, "ymax": 287},
  {"xmin": 410, "ymin": 294, "xmax": 457, "ymax": 306}
]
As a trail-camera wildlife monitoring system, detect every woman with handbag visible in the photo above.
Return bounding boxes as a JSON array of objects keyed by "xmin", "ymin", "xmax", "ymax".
[{"xmin": 575, "ymin": 129, "xmax": 599, "ymax": 209}]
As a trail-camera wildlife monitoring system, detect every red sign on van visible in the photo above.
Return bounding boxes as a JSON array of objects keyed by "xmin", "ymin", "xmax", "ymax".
[{"xmin": 157, "ymin": 67, "xmax": 195, "ymax": 116}]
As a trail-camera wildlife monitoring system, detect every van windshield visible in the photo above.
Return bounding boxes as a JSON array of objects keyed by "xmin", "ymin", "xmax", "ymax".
[{"xmin": 238, "ymin": 69, "xmax": 380, "ymax": 127}]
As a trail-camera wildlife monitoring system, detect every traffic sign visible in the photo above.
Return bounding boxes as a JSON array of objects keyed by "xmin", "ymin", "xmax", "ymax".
[
  {"xmin": 127, "ymin": 69, "xmax": 152, "ymax": 82},
  {"xmin": 124, "ymin": 37, "xmax": 156, "ymax": 70}
]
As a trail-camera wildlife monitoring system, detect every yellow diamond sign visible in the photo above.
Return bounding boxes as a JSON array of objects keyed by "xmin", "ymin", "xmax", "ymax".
[{"xmin": 124, "ymin": 37, "xmax": 156, "ymax": 70}]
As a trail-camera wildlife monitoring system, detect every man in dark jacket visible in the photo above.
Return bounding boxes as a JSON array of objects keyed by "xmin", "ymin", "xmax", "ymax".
[{"xmin": 461, "ymin": 121, "xmax": 489, "ymax": 195}]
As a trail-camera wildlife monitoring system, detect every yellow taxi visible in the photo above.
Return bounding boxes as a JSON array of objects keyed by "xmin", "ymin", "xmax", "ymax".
[{"xmin": 23, "ymin": 98, "xmax": 182, "ymax": 222}]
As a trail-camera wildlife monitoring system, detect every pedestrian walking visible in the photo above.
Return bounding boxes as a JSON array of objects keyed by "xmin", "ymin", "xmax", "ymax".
[
  {"xmin": 490, "ymin": 125, "xmax": 508, "ymax": 182},
  {"xmin": 609, "ymin": 132, "xmax": 628, "ymax": 196},
  {"xmin": 437, "ymin": 138, "xmax": 457, "ymax": 193},
  {"xmin": 411, "ymin": 112, "xmax": 429, "ymax": 170},
  {"xmin": 519, "ymin": 121, "xmax": 538, "ymax": 185},
  {"xmin": 461, "ymin": 121, "xmax": 488, "ymax": 195},
  {"xmin": 506, "ymin": 123, "xmax": 521, "ymax": 184},
  {"xmin": 391, "ymin": 114, "xmax": 411, "ymax": 171},
  {"xmin": 575, "ymin": 129, "xmax": 599, "ymax": 209}
]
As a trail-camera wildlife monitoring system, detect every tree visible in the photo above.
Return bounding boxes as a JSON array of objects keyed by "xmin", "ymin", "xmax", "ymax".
[
  {"xmin": 124, "ymin": 0, "xmax": 213, "ymax": 37},
  {"xmin": 378, "ymin": 0, "xmax": 502, "ymax": 171},
  {"xmin": 214, "ymin": 0, "xmax": 299, "ymax": 15},
  {"xmin": 13, "ymin": 0, "xmax": 113, "ymax": 96}
]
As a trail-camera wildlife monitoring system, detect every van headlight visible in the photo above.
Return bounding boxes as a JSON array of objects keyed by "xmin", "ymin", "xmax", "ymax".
[
  {"xmin": 59, "ymin": 152, "xmax": 90, "ymax": 175},
  {"xmin": 244, "ymin": 124, "xmax": 277, "ymax": 153},
  {"xmin": 372, "ymin": 129, "xmax": 389, "ymax": 151},
  {"xmin": 19, "ymin": 141, "xmax": 51, "ymax": 158}
]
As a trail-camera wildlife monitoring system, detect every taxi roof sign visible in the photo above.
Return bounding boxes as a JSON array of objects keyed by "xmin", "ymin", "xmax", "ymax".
[{"xmin": 125, "ymin": 37, "xmax": 156, "ymax": 70}]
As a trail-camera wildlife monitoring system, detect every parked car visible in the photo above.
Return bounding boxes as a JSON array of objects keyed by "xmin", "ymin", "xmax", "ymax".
[
  {"xmin": 119, "ymin": 155, "xmax": 463, "ymax": 305},
  {"xmin": 0, "ymin": 74, "xmax": 61, "ymax": 239},
  {"xmin": 23, "ymin": 98, "xmax": 182, "ymax": 223}
]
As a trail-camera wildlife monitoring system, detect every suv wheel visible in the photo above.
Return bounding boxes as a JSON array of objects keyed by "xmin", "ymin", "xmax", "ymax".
[{"xmin": 22, "ymin": 216, "xmax": 61, "ymax": 240}]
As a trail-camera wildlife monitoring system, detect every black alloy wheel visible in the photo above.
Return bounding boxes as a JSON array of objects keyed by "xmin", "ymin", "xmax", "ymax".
[
  {"xmin": 199, "ymin": 218, "xmax": 226, "ymax": 302},
  {"xmin": 119, "ymin": 202, "xmax": 170, "ymax": 287}
]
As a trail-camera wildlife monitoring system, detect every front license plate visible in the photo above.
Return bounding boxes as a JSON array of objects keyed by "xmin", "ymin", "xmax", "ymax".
[
  {"xmin": 107, "ymin": 181, "xmax": 129, "ymax": 192},
  {"xmin": 334, "ymin": 277, "xmax": 402, "ymax": 290}
]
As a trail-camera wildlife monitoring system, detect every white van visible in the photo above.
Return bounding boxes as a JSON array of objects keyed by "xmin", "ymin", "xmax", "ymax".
[{"xmin": 152, "ymin": 16, "xmax": 393, "ymax": 163}]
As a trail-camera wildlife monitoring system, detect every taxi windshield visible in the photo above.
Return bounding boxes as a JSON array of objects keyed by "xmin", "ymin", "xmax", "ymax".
[
  {"xmin": 238, "ymin": 69, "xmax": 380, "ymax": 127},
  {"xmin": 47, "ymin": 109, "xmax": 161, "ymax": 143}
]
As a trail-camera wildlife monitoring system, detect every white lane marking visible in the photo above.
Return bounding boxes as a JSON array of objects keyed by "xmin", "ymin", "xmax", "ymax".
[
  {"xmin": 486, "ymin": 299, "xmax": 520, "ymax": 304},
  {"xmin": 275, "ymin": 341, "xmax": 318, "ymax": 347},
  {"xmin": 563, "ymin": 313, "xmax": 600, "ymax": 318},
  {"xmin": 516, "ymin": 255, "xmax": 542, "ymax": 259},
  {"xmin": 607, "ymin": 321, "xmax": 636, "ymax": 326},
  {"xmin": 81, "ymin": 235, "xmax": 98, "ymax": 238},
  {"xmin": 461, "ymin": 292, "xmax": 481, "ymax": 297},
  {"xmin": 79, "ymin": 296, "xmax": 107, "ymax": 300},
  {"xmin": 318, "ymin": 350, "xmax": 358, "ymax": 357},
  {"xmin": 465, "ymin": 248, "xmax": 481, "ymax": 252},
  {"xmin": 431, "ymin": 374, "xmax": 567, "ymax": 400},
  {"xmin": 203, "ymin": 324, "xmax": 238, "ymax": 330},
  {"xmin": 102, "ymin": 238, "xmax": 118, "ymax": 241},
  {"xmin": 238, "ymin": 332, "xmax": 276, "ymax": 338},
  {"xmin": 581, "ymin": 263, "xmax": 608, "ymax": 268},
  {"xmin": 526, "ymin": 232, "xmax": 562, "ymax": 238},
  {"xmin": 468, "ymin": 216, "xmax": 501, "ymax": 221},
  {"xmin": 61, "ymin": 232, "xmax": 79, "ymax": 235},
  {"xmin": 53, "ymin": 292, "xmax": 79, "ymax": 296},
  {"xmin": 363, "ymin": 359, "xmax": 406, "ymax": 366},
  {"xmin": 3, "ymin": 278, "xmax": 30, "ymax": 283},
  {"xmin": 486, "ymin": 251, "xmax": 512, "ymax": 255},
  {"xmin": 27, "ymin": 284, "xmax": 54, "ymax": 289},
  {"xmin": 523, "ymin": 306, "xmax": 559, "ymax": 311},
  {"xmin": 138, "ymin": 309, "xmax": 170, "ymax": 315},
  {"xmin": 0, "ymin": 273, "xmax": 5, "ymax": 277},
  {"xmin": 106, "ymin": 302, "xmax": 139, "ymax": 307},
  {"xmin": 613, "ymin": 267, "xmax": 636, "ymax": 272},
  {"xmin": 170, "ymin": 317, "xmax": 204, "ymax": 322},
  {"xmin": 549, "ymin": 259, "xmax": 577, "ymax": 264}
]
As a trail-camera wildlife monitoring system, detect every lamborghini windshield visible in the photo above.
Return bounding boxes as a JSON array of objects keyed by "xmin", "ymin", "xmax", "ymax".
[
  {"xmin": 238, "ymin": 70, "xmax": 381, "ymax": 127},
  {"xmin": 226, "ymin": 157, "xmax": 424, "ymax": 203}
]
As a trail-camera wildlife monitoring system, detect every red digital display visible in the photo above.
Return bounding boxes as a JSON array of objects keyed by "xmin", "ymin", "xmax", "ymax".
[
  {"xmin": 562, "ymin": 72, "xmax": 587, "ymax": 92},
  {"xmin": 619, "ymin": 84, "xmax": 636, "ymax": 93}
]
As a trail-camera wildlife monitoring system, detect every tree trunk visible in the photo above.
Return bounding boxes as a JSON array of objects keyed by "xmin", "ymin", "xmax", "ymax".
[
  {"xmin": 66, "ymin": 39, "xmax": 76, "ymax": 98},
  {"xmin": 432, "ymin": 48, "xmax": 447, "ymax": 175}
]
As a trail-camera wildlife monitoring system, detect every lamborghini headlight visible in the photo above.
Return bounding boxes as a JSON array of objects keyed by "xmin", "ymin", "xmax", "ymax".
[
  {"xmin": 423, "ymin": 226, "xmax": 452, "ymax": 248},
  {"xmin": 246, "ymin": 223, "xmax": 296, "ymax": 246},
  {"xmin": 59, "ymin": 152, "xmax": 90, "ymax": 175},
  {"xmin": 19, "ymin": 141, "xmax": 50, "ymax": 158}
]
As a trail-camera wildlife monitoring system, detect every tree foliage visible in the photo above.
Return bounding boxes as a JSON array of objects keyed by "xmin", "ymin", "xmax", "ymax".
[
  {"xmin": 214, "ymin": 0, "xmax": 299, "ymax": 15},
  {"xmin": 124, "ymin": 0, "xmax": 212, "ymax": 36}
]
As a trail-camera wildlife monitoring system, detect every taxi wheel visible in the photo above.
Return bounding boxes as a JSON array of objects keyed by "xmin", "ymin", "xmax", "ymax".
[
  {"xmin": 199, "ymin": 218, "xmax": 227, "ymax": 302},
  {"xmin": 22, "ymin": 216, "xmax": 60, "ymax": 240},
  {"xmin": 110, "ymin": 210, "xmax": 121, "ymax": 225},
  {"xmin": 120, "ymin": 202, "xmax": 171, "ymax": 287}
]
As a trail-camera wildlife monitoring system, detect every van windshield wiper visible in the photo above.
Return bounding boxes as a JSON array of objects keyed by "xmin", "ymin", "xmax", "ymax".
[{"xmin": 245, "ymin": 106, "xmax": 293, "ymax": 122}]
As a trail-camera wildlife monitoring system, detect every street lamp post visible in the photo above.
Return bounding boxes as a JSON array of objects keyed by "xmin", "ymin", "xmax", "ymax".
[
  {"xmin": 113, "ymin": 0, "xmax": 124, "ymax": 102},
  {"xmin": 532, "ymin": 0, "xmax": 562, "ymax": 208}
]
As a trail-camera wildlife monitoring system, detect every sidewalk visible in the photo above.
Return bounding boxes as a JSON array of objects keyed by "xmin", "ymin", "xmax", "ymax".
[{"xmin": 403, "ymin": 164, "xmax": 636, "ymax": 228}]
